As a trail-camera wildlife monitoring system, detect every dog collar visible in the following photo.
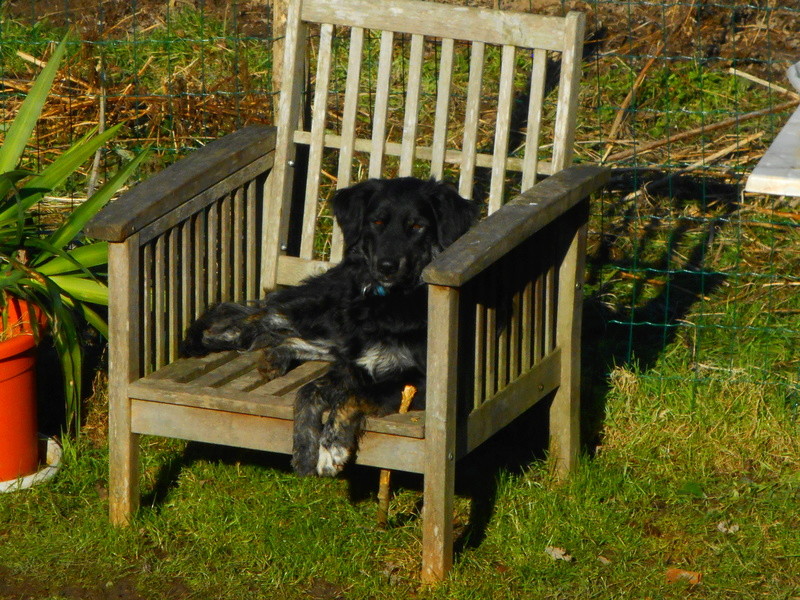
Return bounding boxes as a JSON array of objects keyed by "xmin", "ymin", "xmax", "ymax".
[{"xmin": 363, "ymin": 283, "xmax": 388, "ymax": 297}]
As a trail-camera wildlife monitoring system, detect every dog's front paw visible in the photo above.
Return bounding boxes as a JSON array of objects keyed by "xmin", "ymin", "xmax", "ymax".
[
  {"xmin": 291, "ymin": 449, "xmax": 319, "ymax": 477},
  {"xmin": 316, "ymin": 443, "xmax": 350, "ymax": 477}
]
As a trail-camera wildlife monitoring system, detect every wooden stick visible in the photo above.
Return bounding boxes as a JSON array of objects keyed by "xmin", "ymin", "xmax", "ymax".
[
  {"xmin": 606, "ymin": 98, "xmax": 800, "ymax": 163},
  {"xmin": 87, "ymin": 58, "xmax": 107, "ymax": 198},
  {"xmin": 601, "ymin": 43, "xmax": 663, "ymax": 162},
  {"xmin": 622, "ymin": 131, "xmax": 763, "ymax": 201},
  {"xmin": 377, "ymin": 384, "xmax": 417, "ymax": 528},
  {"xmin": 728, "ymin": 67, "xmax": 800, "ymax": 100}
]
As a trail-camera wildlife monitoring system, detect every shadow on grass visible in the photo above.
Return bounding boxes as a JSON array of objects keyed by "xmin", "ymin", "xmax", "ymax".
[
  {"xmin": 140, "ymin": 169, "xmax": 739, "ymax": 561},
  {"xmin": 580, "ymin": 169, "xmax": 737, "ymax": 452},
  {"xmin": 450, "ymin": 169, "xmax": 739, "ymax": 557}
]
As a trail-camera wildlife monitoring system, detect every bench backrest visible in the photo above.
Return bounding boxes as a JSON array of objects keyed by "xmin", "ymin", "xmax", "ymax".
[{"xmin": 262, "ymin": 0, "xmax": 586, "ymax": 291}]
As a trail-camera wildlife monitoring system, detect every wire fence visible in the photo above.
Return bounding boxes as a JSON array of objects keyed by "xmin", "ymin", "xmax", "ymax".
[{"xmin": 1, "ymin": 0, "xmax": 798, "ymax": 423}]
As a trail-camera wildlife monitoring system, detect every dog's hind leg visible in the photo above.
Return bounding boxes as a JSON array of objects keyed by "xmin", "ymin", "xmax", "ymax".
[{"xmin": 180, "ymin": 302, "xmax": 262, "ymax": 356}]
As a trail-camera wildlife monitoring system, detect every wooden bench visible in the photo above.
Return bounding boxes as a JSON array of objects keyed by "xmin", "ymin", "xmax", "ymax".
[{"xmin": 85, "ymin": 0, "xmax": 609, "ymax": 581}]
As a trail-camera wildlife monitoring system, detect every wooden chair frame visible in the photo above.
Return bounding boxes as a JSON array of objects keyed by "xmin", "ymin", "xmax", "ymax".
[{"xmin": 86, "ymin": 0, "xmax": 609, "ymax": 581}]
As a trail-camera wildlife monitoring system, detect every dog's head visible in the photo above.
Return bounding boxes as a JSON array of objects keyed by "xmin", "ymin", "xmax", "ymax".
[{"xmin": 332, "ymin": 177, "xmax": 479, "ymax": 292}]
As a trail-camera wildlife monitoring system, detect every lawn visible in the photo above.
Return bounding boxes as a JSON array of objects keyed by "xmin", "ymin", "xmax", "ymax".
[{"xmin": 1, "ymin": 1, "xmax": 799, "ymax": 598}]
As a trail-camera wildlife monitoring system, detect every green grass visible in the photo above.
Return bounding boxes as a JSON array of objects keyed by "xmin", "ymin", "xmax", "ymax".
[
  {"xmin": 1, "ymin": 4, "xmax": 799, "ymax": 598},
  {"xmin": 1, "ymin": 370, "xmax": 798, "ymax": 599}
]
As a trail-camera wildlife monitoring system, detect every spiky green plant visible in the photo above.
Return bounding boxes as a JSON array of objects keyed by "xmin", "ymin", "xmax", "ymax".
[{"xmin": 0, "ymin": 37, "xmax": 148, "ymax": 435}]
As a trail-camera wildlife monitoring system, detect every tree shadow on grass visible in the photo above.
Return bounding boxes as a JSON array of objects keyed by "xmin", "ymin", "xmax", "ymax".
[
  {"xmin": 450, "ymin": 169, "xmax": 739, "ymax": 557},
  {"xmin": 580, "ymin": 169, "xmax": 737, "ymax": 452},
  {"xmin": 141, "ymin": 169, "xmax": 739, "ymax": 566}
]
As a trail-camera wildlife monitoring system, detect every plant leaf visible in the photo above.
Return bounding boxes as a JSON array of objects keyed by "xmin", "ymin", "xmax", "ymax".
[
  {"xmin": 76, "ymin": 302, "xmax": 108, "ymax": 339},
  {"xmin": 0, "ymin": 125, "xmax": 123, "ymax": 223},
  {"xmin": 46, "ymin": 275, "xmax": 109, "ymax": 305},
  {"xmin": 36, "ymin": 242, "xmax": 109, "ymax": 275},
  {"xmin": 45, "ymin": 148, "xmax": 149, "ymax": 252},
  {"xmin": 0, "ymin": 36, "xmax": 69, "ymax": 173}
]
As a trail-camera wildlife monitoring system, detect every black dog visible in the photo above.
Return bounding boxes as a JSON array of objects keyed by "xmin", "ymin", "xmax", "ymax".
[{"xmin": 181, "ymin": 177, "xmax": 479, "ymax": 476}]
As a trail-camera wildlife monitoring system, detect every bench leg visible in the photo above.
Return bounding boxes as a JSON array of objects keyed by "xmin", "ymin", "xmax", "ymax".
[
  {"xmin": 421, "ymin": 452, "xmax": 455, "ymax": 583},
  {"xmin": 107, "ymin": 241, "xmax": 142, "ymax": 525},
  {"xmin": 109, "ymin": 394, "xmax": 140, "ymax": 525},
  {"xmin": 421, "ymin": 285, "xmax": 459, "ymax": 582},
  {"xmin": 550, "ymin": 207, "xmax": 588, "ymax": 477}
]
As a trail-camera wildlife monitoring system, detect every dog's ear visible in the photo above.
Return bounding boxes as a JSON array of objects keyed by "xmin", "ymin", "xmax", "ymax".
[
  {"xmin": 427, "ymin": 181, "xmax": 480, "ymax": 249},
  {"xmin": 331, "ymin": 179, "xmax": 383, "ymax": 249}
]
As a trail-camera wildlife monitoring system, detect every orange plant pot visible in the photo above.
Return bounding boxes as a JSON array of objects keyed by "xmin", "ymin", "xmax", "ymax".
[{"xmin": 0, "ymin": 297, "xmax": 44, "ymax": 482}]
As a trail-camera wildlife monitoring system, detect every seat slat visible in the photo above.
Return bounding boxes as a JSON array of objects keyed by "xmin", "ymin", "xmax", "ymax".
[
  {"xmin": 187, "ymin": 352, "xmax": 259, "ymax": 388},
  {"xmin": 129, "ymin": 378, "xmax": 425, "ymax": 438},
  {"xmin": 137, "ymin": 355, "xmax": 424, "ymax": 437},
  {"xmin": 131, "ymin": 400, "xmax": 426, "ymax": 471}
]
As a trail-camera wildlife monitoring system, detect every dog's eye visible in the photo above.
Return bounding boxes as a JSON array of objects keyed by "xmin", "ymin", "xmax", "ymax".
[
  {"xmin": 411, "ymin": 223, "xmax": 425, "ymax": 231},
  {"xmin": 372, "ymin": 219, "xmax": 385, "ymax": 227}
]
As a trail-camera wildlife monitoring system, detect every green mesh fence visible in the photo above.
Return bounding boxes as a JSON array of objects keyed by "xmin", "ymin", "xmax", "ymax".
[{"xmin": 1, "ymin": 0, "xmax": 798, "ymax": 432}]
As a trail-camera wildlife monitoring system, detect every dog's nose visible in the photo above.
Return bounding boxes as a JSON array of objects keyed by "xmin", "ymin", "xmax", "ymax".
[{"xmin": 376, "ymin": 258, "xmax": 399, "ymax": 276}]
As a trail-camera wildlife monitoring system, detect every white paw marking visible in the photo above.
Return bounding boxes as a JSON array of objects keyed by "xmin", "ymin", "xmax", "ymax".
[{"xmin": 316, "ymin": 444, "xmax": 350, "ymax": 477}]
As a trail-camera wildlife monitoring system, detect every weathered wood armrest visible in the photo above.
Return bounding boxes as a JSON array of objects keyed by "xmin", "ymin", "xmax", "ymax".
[
  {"xmin": 423, "ymin": 165, "xmax": 610, "ymax": 287},
  {"xmin": 84, "ymin": 125, "xmax": 278, "ymax": 242}
]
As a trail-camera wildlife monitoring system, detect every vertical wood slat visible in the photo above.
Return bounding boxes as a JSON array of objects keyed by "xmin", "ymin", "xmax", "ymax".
[
  {"xmin": 484, "ymin": 269, "xmax": 497, "ymax": 400},
  {"xmin": 473, "ymin": 302, "xmax": 486, "ymax": 409},
  {"xmin": 194, "ymin": 210, "xmax": 206, "ymax": 318},
  {"xmin": 107, "ymin": 238, "xmax": 141, "ymax": 525},
  {"xmin": 458, "ymin": 41, "xmax": 484, "ymax": 200},
  {"xmin": 261, "ymin": 0, "xmax": 306, "ymax": 292},
  {"xmin": 300, "ymin": 22, "xmax": 334, "ymax": 260},
  {"xmin": 509, "ymin": 257, "xmax": 522, "ymax": 381},
  {"xmin": 368, "ymin": 30, "xmax": 395, "ymax": 178},
  {"xmin": 232, "ymin": 187, "xmax": 245, "ymax": 300},
  {"xmin": 154, "ymin": 236, "xmax": 166, "ymax": 371},
  {"xmin": 330, "ymin": 26, "xmax": 366, "ymax": 263},
  {"xmin": 544, "ymin": 262, "xmax": 556, "ymax": 354},
  {"xmin": 167, "ymin": 230, "xmax": 179, "ymax": 363},
  {"xmin": 496, "ymin": 265, "xmax": 509, "ymax": 390},
  {"xmin": 521, "ymin": 267, "xmax": 533, "ymax": 370},
  {"xmin": 398, "ymin": 33, "xmax": 425, "ymax": 176},
  {"xmin": 246, "ymin": 180, "xmax": 258, "ymax": 299},
  {"xmin": 180, "ymin": 220, "xmax": 192, "ymax": 338},
  {"xmin": 533, "ymin": 266, "xmax": 544, "ymax": 364},
  {"xmin": 552, "ymin": 12, "xmax": 585, "ymax": 172},
  {"xmin": 207, "ymin": 202, "xmax": 219, "ymax": 305},
  {"xmin": 429, "ymin": 37, "xmax": 455, "ymax": 180},
  {"xmin": 488, "ymin": 45, "xmax": 517, "ymax": 214},
  {"xmin": 421, "ymin": 284, "xmax": 459, "ymax": 583},
  {"xmin": 220, "ymin": 194, "xmax": 232, "ymax": 302},
  {"xmin": 142, "ymin": 243, "xmax": 153, "ymax": 375},
  {"xmin": 521, "ymin": 48, "xmax": 548, "ymax": 190}
]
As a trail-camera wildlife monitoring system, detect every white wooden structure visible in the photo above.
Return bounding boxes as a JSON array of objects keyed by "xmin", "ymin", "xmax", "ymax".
[{"xmin": 86, "ymin": 0, "xmax": 608, "ymax": 581}]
